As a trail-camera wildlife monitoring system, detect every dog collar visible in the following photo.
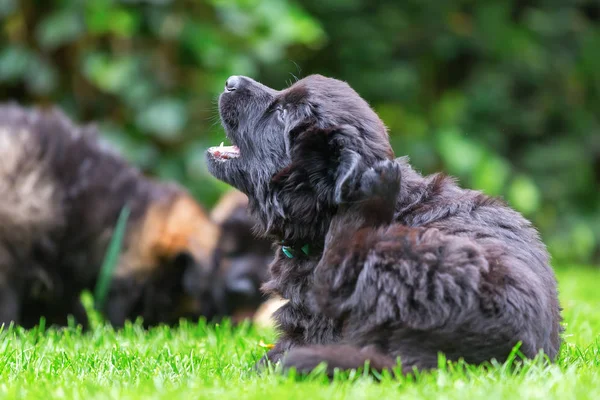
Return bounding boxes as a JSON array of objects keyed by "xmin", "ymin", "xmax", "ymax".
[{"xmin": 280, "ymin": 241, "xmax": 311, "ymax": 259}]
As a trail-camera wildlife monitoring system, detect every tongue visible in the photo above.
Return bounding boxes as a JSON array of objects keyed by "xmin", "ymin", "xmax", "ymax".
[{"xmin": 209, "ymin": 145, "xmax": 240, "ymax": 160}]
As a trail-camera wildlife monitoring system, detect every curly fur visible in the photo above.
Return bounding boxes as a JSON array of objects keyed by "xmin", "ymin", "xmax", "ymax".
[{"xmin": 206, "ymin": 75, "xmax": 562, "ymax": 375}]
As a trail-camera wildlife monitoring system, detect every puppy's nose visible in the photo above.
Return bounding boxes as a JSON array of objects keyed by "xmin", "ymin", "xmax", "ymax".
[{"xmin": 225, "ymin": 76, "xmax": 240, "ymax": 92}]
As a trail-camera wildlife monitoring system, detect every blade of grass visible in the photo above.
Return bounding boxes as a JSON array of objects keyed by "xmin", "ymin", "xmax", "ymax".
[{"xmin": 94, "ymin": 205, "xmax": 131, "ymax": 311}]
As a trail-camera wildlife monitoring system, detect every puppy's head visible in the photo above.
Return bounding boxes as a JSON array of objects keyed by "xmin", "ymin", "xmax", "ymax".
[
  {"xmin": 210, "ymin": 190, "xmax": 274, "ymax": 322},
  {"xmin": 206, "ymin": 75, "xmax": 393, "ymax": 242},
  {"xmin": 108, "ymin": 191, "xmax": 221, "ymax": 327}
]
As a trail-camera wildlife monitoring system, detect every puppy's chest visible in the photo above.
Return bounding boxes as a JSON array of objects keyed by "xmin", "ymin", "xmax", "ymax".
[
  {"xmin": 270, "ymin": 258, "xmax": 342, "ymax": 344},
  {"xmin": 278, "ymin": 301, "xmax": 341, "ymax": 345},
  {"xmin": 269, "ymin": 257, "xmax": 315, "ymax": 298}
]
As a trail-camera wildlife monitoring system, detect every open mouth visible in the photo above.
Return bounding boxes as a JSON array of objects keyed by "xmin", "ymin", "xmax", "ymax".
[{"xmin": 207, "ymin": 141, "xmax": 240, "ymax": 161}]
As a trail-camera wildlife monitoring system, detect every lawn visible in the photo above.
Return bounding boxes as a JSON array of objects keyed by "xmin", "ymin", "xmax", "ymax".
[{"xmin": 0, "ymin": 267, "xmax": 599, "ymax": 400}]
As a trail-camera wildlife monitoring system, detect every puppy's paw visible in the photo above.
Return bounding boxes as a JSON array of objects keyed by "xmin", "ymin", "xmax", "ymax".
[
  {"xmin": 334, "ymin": 158, "xmax": 400, "ymax": 225},
  {"xmin": 336, "ymin": 159, "xmax": 401, "ymax": 204},
  {"xmin": 281, "ymin": 347, "xmax": 328, "ymax": 375},
  {"xmin": 352, "ymin": 160, "xmax": 401, "ymax": 224},
  {"xmin": 281, "ymin": 345, "xmax": 398, "ymax": 377},
  {"xmin": 359, "ymin": 159, "xmax": 401, "ymax": 203}
]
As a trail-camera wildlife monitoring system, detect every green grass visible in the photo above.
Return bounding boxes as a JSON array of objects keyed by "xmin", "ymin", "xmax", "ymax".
[{"xmin": 1, "ymin": 267, "xmax": 599, "ymax": 400}]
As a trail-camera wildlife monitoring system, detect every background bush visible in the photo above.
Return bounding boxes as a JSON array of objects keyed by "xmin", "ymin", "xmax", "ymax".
[{"xmin": 1, "ymin": 0, "xmax": 599, "ymax": 264}]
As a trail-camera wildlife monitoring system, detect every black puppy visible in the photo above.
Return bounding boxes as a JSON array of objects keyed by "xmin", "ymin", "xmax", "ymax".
[{"xmin": 206, "ymin": 75, "xmax": 562, "ymax": 375}]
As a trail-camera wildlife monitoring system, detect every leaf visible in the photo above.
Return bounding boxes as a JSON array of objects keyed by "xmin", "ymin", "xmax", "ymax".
[
  {"xmin": 0, "ymin": 46, "xmax": 30, "ymax": 81},
  {"xmin": 98, "ymin": 123, "xmax": 159, "ymax": 169},
  {"xmin": 508, "ymin": 175, "xmax": 541, "ymax": 216},
  {"xmin": 258, "ymin": 340, "xmax": 275, "ymax": 349},
  {"xmin": 571, "ymin": 222, "xmax": 596, "ymax": 262},
  {"xmin": 472, "ymin": 153, "xmax": 511, "ymax": 196},
  {"xmin": 36, "ymin": 10, "xmax": 84, "ymax": 50},
  {"xmin": 436, "ymin": 128, "xmax": 485, "ymax": 177},
  {"xmin": 82, "ymin": 53, "xmax": 137, "ymax": 93},
  {"xmin": 434, "ymin": 92, "xmax": 467, "ymax": 128},
  {"xmin": 25, "ymin": 56, "xmax": 58, "ymax": 95},
  {"xmin": 86, "ymin": 5, "xmax": 139, "ymax": 36},
  {"xmin": 0, "ymin": 0, "xmax": 16, "ymax": 17},
  {"xmin": 135, "ymin": 99, "xmax": 188, "ymax": 140}
]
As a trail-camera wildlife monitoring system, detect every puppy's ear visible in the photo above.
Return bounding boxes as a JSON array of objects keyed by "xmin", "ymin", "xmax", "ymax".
[
  {"xmin": 332, "ymin": 146, "xmax": 362, "ymax": 205},
  {"xmin": 281, "ymin": 124, "xmax": 366, "ymax": 205}
]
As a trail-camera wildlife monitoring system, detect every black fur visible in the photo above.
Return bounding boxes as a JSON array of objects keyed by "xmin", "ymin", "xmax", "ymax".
[{"xmin": 206, "ymin": 75, "xmax": 562, "ymax": 375}]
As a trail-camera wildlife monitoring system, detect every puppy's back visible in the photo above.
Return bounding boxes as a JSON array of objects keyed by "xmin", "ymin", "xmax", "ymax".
[
  {"xmin": 0, "ymin": 105, "xmax": 65, "ymax": 248},
  {"xmin": 0, "ymin": 103, "xmax": 156, "ymax": 284}
]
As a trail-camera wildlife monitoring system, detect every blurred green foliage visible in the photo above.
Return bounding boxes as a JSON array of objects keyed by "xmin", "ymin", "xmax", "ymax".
[
  {"xmin": 0, "ymin": 0, "xmax": 324, "ymax": 204},
  {"xmin": 1, "ymin": 0, "xmax": 599, "ymax": 264}
]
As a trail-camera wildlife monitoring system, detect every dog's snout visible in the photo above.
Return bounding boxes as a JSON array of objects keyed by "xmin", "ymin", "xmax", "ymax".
[{"xmin": 225, "ymin": 76, "xmax": 241, "ymax": 92}]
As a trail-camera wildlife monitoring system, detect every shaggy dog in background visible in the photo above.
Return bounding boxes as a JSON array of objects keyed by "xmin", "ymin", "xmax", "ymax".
[
  {"xmin": 0, "ymin": 104, "xmax": 220, "ymax": 328},
  {"xmin": 206, "ymin": 75, "xmax": 562, "ymax": 374},
  {"xmin": 210, "ymin": 189, "xmax": 279, "ymax": 324}
]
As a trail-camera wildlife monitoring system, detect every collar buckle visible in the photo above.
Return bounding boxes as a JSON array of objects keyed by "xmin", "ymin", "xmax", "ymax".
[{"xmin": 281, "ymin": 241, "xmax": 311, "ymax": 259}]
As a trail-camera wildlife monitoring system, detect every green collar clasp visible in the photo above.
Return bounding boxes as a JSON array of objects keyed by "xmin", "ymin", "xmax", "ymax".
[
  {"xmin": 281, "ymin": 242, "xmax": 310, "ymax": 259},
  {"xmin": 281, "ymin": 246, "xmax": 294, "ymax": 258}
]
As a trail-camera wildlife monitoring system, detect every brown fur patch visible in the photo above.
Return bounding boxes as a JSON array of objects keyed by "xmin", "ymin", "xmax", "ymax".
[
  {"xmin": 118, "ymin": 192, "xmax": 219, "ymax": 278},
  {"xmin": 210, "ymin": 190, "xmax": 248, "ymax": 225}
]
